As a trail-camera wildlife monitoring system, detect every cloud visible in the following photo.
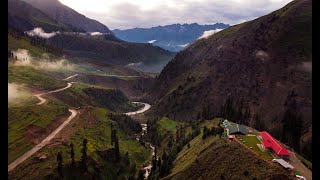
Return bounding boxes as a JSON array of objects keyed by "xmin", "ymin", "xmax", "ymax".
[
  {"xmin": 90, "ymin": 32, "xmax": 103, "ymax": 36},
  {"xmin": 198, "ymin": 29, "xmax": 223, "ymax": 39},
  {"xmin": 59, "ymin": 0, "xmax": 293, "ymax": 29},
  {"xmin": 8, "ymin": 83, "xmax": 20, "ymax": 103},
  {"xmin": 148, "ymin": 40, "xmax": 157, "ymax": 43},
  {"xmin": 12, "ymin": 49, "xmax": 75, "ymax": 71},
  {"xmin": 26, "ymin": 27, "xmax": 59, "ymax": 38},
  {"xmin": 8, "ymin": 83, "xmax": 32, "ymax": 105}
]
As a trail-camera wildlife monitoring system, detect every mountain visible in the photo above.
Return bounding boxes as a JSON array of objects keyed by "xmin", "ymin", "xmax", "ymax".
[
  {"xmin": 21, "ymin": 0, "xmax": 113, "ymax": 33},
  {"xmin": 46, "ymin": 32, "xmax": 174, "ymax": 72},
  {"xmin": 145, "ymin": 0, "xmax": 312, "ymax": 161},
  {"xmin": 113, "ymin": 23, "xmax": 230, "ymax": 52},
  {"xmin": 9, "ymin": 0, "xmax": 174, "ymax": 73},
  {"xmin": 8, "ymin": 0, "xmax": 67, "ymax": 32}
]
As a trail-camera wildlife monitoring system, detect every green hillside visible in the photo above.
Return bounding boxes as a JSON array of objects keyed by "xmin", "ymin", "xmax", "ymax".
[{"xmin": 9, "ymin": 108, "xmax": 150, "ymax": 179}]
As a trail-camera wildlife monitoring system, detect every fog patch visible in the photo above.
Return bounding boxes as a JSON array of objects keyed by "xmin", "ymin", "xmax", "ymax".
[
  {"xmin": 125, "ymin": 61, "xmax": 166, "ymax": 73},
  {"xmin": 8, "ymin": 83, "xmax": 32, "ymax": 106},
  {"xmin": 255, "ymin": 50, "xmax": 269, "ymax": 61},
  {"xmin": 26, "ymin": 27, "xmax": 59, "ymax": 39},
  {"xmin": 12, "ymin": 49, "xmax": 74, "ymax": 71},
  {"xmin": 126, "ymin": 62, "xmax": 142, "ymax": 67},
  {"xmin": 148, "ymin": 40, "xmax": 157, "ymax": 43},
  {"xmin": 90, "ymin": 32, "xmax": 103, "ymax": 36},
  {"xmin": 298, "ymin": 61, "xmax": 312, "ymax": 73},
  {"xmin": 198, "ymin": 29, "xmax": 223, "ymax": 39}
]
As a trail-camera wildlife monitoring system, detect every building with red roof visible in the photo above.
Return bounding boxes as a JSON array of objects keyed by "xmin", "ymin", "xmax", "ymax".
[{"xmin": 259, "ymin": 131, "xmax": 289, "ymax": 156}]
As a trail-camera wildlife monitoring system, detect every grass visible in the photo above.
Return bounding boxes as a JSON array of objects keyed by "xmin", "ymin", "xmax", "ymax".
[
  {"xmin": 8, "ymin": 65, "xmax": 66, "ymax": 91},
  {"xmin": 166, "ymin": 119, "xmax": 290, "ymax": 180},
  {"xmin": 8, "ymin": 100, "xmax": 68, "ymax": 163},
  {"xmin": 157, "ymin": 117, "xmax": 178, "ymax": 135},
  {"xmin": 9, "ymin": 35, "xmax": 51, "ymax": 58},
  {"xmin": 170, "ymin": 119, "xmax": 220, "ymax": 176},
  {"xmin": 296, "ymin": 153, "xmax": 312, "ymax": 170},
  {"xmin": 235, "ymin": 135, "xmax": 273, "ymax": 160},
  {"xmin": 8, "ymin": 85, "xmax": 38, "ymax": 108},
  {"xmin": 8, "ymin": 107, "xmax": 150, "ymax": 179},
  {"xmin": 51, "ymin": 83, "xmax": 137, "ymax": 112}
]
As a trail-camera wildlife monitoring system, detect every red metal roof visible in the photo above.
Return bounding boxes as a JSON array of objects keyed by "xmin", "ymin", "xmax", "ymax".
[{"xmin": 259, "ymin": 131, "xmax": 289, "ymax": 156}]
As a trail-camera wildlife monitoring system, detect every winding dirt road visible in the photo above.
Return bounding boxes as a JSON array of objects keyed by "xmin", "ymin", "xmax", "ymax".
[
  {"xmin": 8, "ymin": 75, "xmax": 150, "ymax": 172},
  {"xmin": 63, "ymin": 74, "xmax": 78, "ymax": 80},
  {"xmin": 34, "ymin": 82, "xmax": 73, "ymax": 105},
  {"xmin": 8, "ymin": 109, "xmax": 77, "ymax": 172},
  {"xmin": 8, "ymin": 74, "xmax": 79, "ymax": 172}
]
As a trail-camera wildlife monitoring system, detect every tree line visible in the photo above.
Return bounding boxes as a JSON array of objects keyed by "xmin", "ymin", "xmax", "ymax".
[
  {"xmin": 8, "ymin": 27, "xmax": 64, "ymax": 55},
  {"xmin": 148, "ymin": 121, "xmax": 201, "ymax": 179},
  {"xmin": 202, "ymin": 124, "xmax": 224, "ymax": 140},
  {"xmin": 108, "ymin": 113, "xmax": 142, "ymax": 134},
  {"xmin": 56, "ymin": 139, "xmax": 89, "ymax": 177}
]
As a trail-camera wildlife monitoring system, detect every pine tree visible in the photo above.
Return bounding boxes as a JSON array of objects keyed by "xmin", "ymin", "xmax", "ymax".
[
  {"xmin": 157, "ymin": 158, "xmax": 162, "ymax": 169},
  {"xmin": 115, "ymin": 137, "xmax": 120, "ymax": 161},
  {"xmin": 124, "ymin": 152, "xmax": 130, "ymax": 165},
  {"xmin": 57, "ymin": 152, "xmax": 63, "ymax": 177},
  {"xmin": 70, "ymin": 143, "xmax": 75, "ymax": 168},
  {"xmin": 81, "ymin": 139, "xmax": 88, "ymax": 172},
  {"xmin": 129, "ymin": 163, "xmax": 136, "ymax": 178},
  {"xmin": 137, "ymin": 169, "xmax": 145, "ymax": 180},
  {"xmin": 110, "ymin": 123, "xmax": 114, "ymax": 145}
]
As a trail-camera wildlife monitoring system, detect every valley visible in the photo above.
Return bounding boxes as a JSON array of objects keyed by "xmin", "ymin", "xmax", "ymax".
[{"xmin": 8, "ymin": 0, "xmax": 312, "ymax": 179}]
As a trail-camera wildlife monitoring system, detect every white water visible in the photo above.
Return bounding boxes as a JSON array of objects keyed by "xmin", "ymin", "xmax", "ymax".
[
  {"xmin": 125, "ymin": 102, "xmax": 151, "ymax": 115},
  {"xmin": 140, "ymin": 123, "xmax": 155, "ymax": 179},
  {"xmin": 125, "ymin": 103, "xmax": 154, "ymax": 179}
]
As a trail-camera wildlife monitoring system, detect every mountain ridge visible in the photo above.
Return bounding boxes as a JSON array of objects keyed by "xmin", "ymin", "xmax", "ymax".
[
  {"xmin": 20, "ymin": 0, "xmax": 113, "ymax": 33},
  {"xmin": 113, "ymin": 23, "xmax": 230, "ymax": 52}
]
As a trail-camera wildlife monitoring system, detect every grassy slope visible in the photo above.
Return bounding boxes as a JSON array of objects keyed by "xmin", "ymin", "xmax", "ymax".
[
  {"xmin": 8, "ymin": 17, "xmax": 158, "ymax": 180},
  {"xmin": 8, "ymin": 85, "xmax": 38, "ymax": 108},
  {"xmin": 8, "ymin": 80, "xmax": 138, "ymax": 165},
  {"xmin": 8, "ymin": 108, "xmax": 149, "ymax": 179},
  {"xmin": 9, "ymin": 35, "xmax": 54, "ymax": 58},
  {"xmin": 8, "ymin": 100, "xmax": 68, "ymax": 163},
  {"xmin": 8, "ymin": 24, "xmax": 149, "ymax": 179},
  {"xmin": 168, "ymin": 119, "xmax": 221, "ymax": 176},
  {"xmin": 50, "ymin": 83, "xmax": 137, "ymax": 112},
  {"xmin": 157, "ymin": 117, "xmax": 178, "ymax": 135},
  {"xmin": 8, "ymin": 56, "xmax": 70, "ymax": 164},
  {"xmin": 8, "ymin": 65, "xmax": 67, "ymax": 91},
  {"xmin": 165, "ymin": 119, "xmax": 290, "ymax": 180}
]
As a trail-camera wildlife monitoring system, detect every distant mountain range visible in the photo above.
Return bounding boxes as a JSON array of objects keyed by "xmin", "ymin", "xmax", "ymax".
[{"xmin": 113, "ymin": 23, "xmax": 230, "ymax": 52}]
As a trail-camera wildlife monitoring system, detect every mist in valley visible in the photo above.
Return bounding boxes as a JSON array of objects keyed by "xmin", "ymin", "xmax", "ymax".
[
  {"xmin": 8, "ymin": 83, "xmax": 34, "ymax": 106},
  {"xmin": 11, "ymin": 49, "xmax": 75, "ymax": 71}
]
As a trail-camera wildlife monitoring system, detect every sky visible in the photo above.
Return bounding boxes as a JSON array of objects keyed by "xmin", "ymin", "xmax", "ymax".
[{"xmin": 59, "ymin": 0, "xmax": 293, "ymax": 30}]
